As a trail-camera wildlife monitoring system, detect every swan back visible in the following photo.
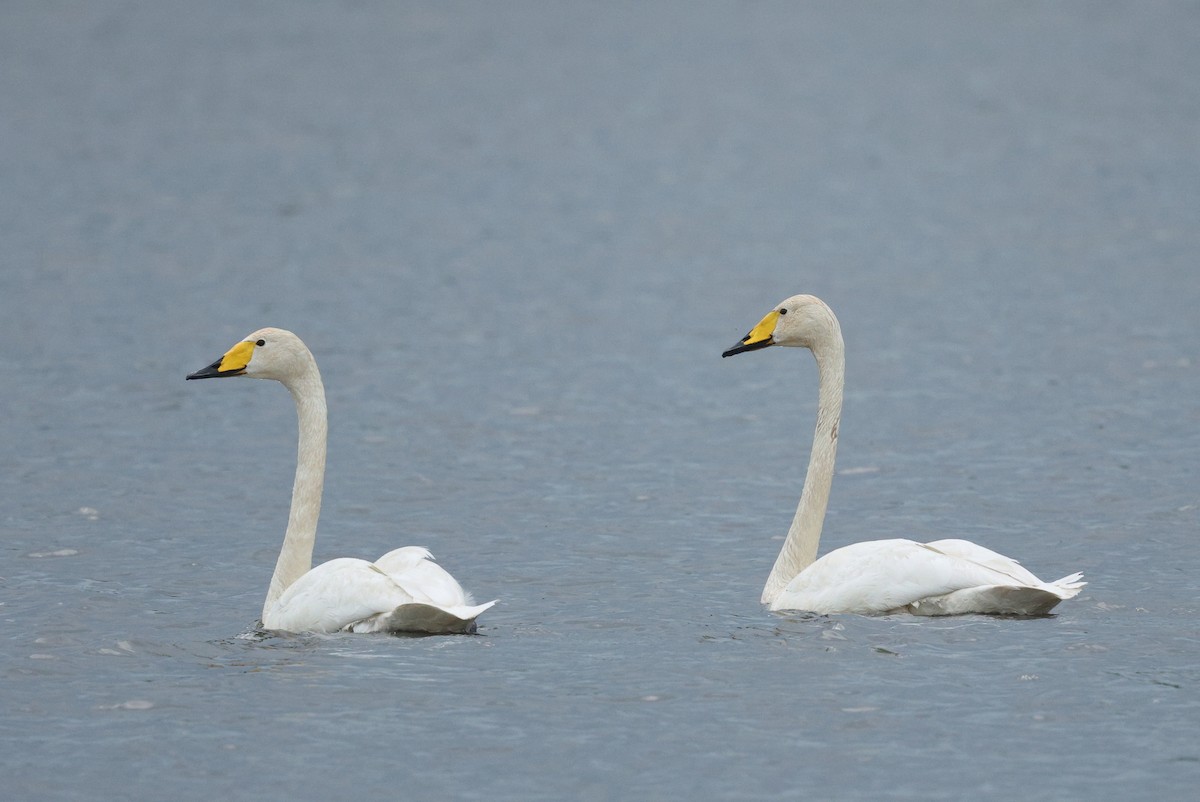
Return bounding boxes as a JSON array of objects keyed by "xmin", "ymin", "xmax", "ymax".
[{"xmin": 375, "ymin": 547, "xmax": 480, "ymax": 608}]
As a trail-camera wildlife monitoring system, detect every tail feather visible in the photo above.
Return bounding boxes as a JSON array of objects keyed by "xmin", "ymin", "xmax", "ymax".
[{"xmin": 1049, "ymin": 572, "xmax": 1086, "ymax": 597}]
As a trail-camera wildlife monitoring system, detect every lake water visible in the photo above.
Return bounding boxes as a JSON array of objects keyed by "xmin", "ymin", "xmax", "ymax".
[{"xmin": 2, "ymin": 2, "xmax": 1198, "ymax": 799}]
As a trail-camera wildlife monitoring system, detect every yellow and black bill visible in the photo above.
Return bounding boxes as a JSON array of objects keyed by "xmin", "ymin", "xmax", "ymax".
[
  {"xmin": 186, "ymin": 340, "xmax": 255, "ymax": 380},
  {"xmin": 721, "ymin": 309, "xmax": 780, "ymax": 358}
]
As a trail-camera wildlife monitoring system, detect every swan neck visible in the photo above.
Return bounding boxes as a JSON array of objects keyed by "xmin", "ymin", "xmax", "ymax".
[
  {"xmin": 263, "ymin": 360, "xmax": 327, "ymax": 622},
  {"xmin": 762, "ymin": 337, "xmax": 844, "ymax": 605}
]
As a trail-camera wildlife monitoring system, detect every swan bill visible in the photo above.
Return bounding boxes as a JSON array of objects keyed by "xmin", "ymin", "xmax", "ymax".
[
  {"xmin": 186, "ymin": 341, "xmax": 255, "ymax": 379},
  {"xmin": 722, "ymin": 309, "xmax": 780, "ymax": 357}
]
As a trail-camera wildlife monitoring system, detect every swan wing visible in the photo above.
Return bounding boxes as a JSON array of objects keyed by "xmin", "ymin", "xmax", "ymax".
[
  {"xmin": 772, "ymin": 539, "xmax": 1079, "ymax": 615},
  {"xmin": 922, "ymin": 539, "xmax": 1045, "ymax": 586},
  {"xmin": 374, "ymin": 547, "xmax": 479, "ymax": 608},
  {"xmin": 374, "ymin": 546, "xmax": 436, "ymax": 573},
  {"xmin": 923, "ymin": 539, "xmax": 1086, "ymax": 596},
  {"xmin": 264, "ymin": 558, "xmax": 417, "ymax": 633},
  {"xmin": 264, "ymin": 557, "xmax": 495, "ymax": 635}
]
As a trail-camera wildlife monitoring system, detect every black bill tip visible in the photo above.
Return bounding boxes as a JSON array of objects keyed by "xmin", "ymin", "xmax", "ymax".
[
  {"xmin": 187, "ymin": 358, "xmax": 243, "ymax": 380},
  {"xmin": 722, "ymin": 336, "xmax": 773, "ymax": 358}
]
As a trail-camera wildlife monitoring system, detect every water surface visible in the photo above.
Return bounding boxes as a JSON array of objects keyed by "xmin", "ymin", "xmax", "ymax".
[{"xmin": 2, "ymin": 2, "xmax": 1198, "ymax": 799}]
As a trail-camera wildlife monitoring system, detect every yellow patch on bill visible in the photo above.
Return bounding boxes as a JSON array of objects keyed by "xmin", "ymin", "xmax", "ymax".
[
  {"xmin": 218, "ymin": 341, "xmax": 256, "ymax": 373},
  {"xmin": 742, "ymin": 309, "xmax": 780, "ymax": 346}
]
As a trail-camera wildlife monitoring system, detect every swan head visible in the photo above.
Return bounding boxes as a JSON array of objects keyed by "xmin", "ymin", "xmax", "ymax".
[
  {"xmin": 186, "ymin": 327, "xmax": 314, "ymax": 383},
  {"xmin": 722, "ymin": 294, "xmax": 840, "ymax": 357}
]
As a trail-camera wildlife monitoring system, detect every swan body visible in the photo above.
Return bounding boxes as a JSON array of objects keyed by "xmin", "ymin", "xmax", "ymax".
[
  {"xmin": 188, "ymin": 327, "xmax": 495, "ymax": 634},
  {"xmin": 723, "ymin": 295, "xmax": 1084, "ymax": 616}
]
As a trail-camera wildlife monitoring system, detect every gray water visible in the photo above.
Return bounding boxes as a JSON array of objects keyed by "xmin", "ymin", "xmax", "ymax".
[{"xmin": 3, "ymin": 2, "xmax": 1198, "ymax": 799}]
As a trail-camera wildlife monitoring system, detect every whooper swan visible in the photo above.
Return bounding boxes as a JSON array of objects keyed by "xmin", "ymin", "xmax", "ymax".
[
  {"xmin": 722, "ymin": 295, "xmax": 1085, "ymax": 616},
  {"xmin": 187, "ymin": 328, "xmax": 495, "ymax": 634}
]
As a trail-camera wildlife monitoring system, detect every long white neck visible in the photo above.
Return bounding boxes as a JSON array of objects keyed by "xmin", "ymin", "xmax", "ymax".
[
  {"xmin": 761, "ymin": 331, "xmax": 845, "ymax": 605},
  {"xmin": 263, "ymin": 359, "xmax": 327, "ymax": 621}
]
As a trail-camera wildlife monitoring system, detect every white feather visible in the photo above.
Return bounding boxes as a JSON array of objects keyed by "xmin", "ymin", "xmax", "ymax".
[
  {"xmin": 725, "ymin": 296, "xmax": 1085, "ymax": 616},
  {"xmin": 189, "ymin": 327, "xmax": 495, "ymax": 635}
]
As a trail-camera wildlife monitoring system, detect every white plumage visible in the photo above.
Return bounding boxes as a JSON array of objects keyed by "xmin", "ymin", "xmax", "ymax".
[
  {"xmin": 188, "ymin": 327, "xmax": 494, "ymax": 634},
  {"xmin": 723, "ymin": 295, "xmax": 1084, "ymax": 616}
]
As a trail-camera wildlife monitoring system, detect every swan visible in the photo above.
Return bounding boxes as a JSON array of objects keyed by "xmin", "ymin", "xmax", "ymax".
[
  {"xmin": 187, "ymin": 327, "xmax": 495, "ymax": 634},
  {"xmin": 722, "ymin": 295, "xmax": 1085, "ymax": 616}
]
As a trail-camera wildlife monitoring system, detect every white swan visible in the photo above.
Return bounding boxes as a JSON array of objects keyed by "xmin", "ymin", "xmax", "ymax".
[
  {"xmin": 722, "ymin": 295, "xmax": 1085, "ymax": 616},
  {"xmin": 187, "ymin": 327, "xmax": 495, "ymax": 634}
]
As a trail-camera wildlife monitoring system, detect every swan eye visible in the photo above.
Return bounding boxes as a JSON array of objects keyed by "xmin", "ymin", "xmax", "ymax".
[
  {"xmin": 778, "ymin": 308, "xmax": 788, "ymax": 315},
  {"xmin": 256, "ymin": 339, "xmax": 266, "ymax": 346}
]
